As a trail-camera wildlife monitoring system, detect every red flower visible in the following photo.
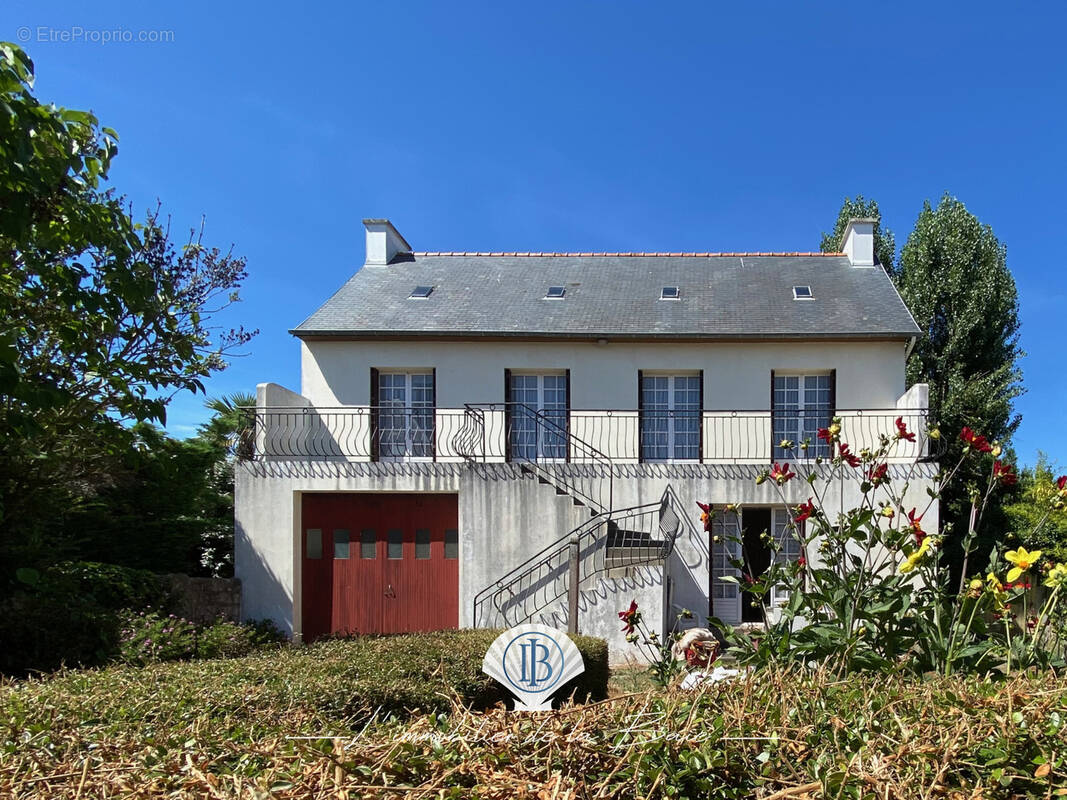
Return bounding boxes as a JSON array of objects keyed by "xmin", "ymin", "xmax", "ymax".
[
  {"xmin": 1056, "ymin": 475, "xmax": 1067, "ymax": 491},
  {"xmin": 696, "ymin": 501, "xmax": 713, "ymax": 532},
  {"xmin": 794, "ymin": 498, "xmax": 815, "ymax": 524},
  {"xmin": 684, "ymin": 640, "xmax": 720, "ymax": 668},
  {"xmin": 618, "ymin": 600, "xmax": 640, "ymax": 633},
  {"xmin": 817, "ymin": 427, "xmax": 831, "ymax": 443},
  {"xmin": 866, "ymin": 462, "xmax": 888, "ymax": 485},
  {"xmin": 993, "ymin": 460, "xmax": 1017, "ymax": 486},
  {"xmin": 837, "ymin": 442, "xmax": 862, "ymax": 468},
  {"xmin": 895, "ymin": 416, "xmax": 916, "ymax": 442},
  {"xmin": 770, "ymin": 462, "xmax": 796, "ymax": 484},
  {"xmin": 960, "ymin": 427, "xmax": 993, "ymax": 454},
  {"xmin": 797, "ymin": 555, "xmax": 807, "ymax": 568},
  {"xmin": 906, "ymin": 508, "xmax": 926, "ymax": 544}
]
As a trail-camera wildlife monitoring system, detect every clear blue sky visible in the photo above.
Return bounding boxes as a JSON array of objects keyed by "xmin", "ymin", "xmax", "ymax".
[{"xmin": 7, "ymin": 2, "xmax": 1066, "ymax": 468}]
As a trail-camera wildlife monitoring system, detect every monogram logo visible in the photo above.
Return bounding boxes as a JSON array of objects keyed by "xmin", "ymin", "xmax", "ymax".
[{"xmin": 482, "ymin": 624, "xmax": 585, "ymax": 711}]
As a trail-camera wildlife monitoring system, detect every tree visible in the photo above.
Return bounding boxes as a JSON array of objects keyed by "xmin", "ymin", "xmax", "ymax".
[
  {"xmin": 820, "ymin": 196, "xmax": 897, "ymax": 275},
  {"xmin": 1003, "ymin": 454, "xmax": 1067, "ymax": 565},
  {"xmin": 0, "ymin": 43, "xmax": 255, "ymax": 578},
  {"xmin": 897, "ymin": 194, "xmax": 1023, "ymax": 572}
]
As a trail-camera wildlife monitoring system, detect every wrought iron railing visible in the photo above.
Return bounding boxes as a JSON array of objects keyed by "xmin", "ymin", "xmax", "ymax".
[{"xmin": 471, "ymin": 488, "xmax": 684, "ymax": 628}]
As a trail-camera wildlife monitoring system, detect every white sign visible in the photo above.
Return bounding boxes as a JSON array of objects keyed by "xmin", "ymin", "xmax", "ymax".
[{"xmin": 482, "ymin": 624, "xmax": 586, "ymax": 711}]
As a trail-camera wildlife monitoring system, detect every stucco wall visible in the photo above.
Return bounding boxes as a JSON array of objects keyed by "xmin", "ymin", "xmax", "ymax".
[{"xmin": 300, "ymin": 339, "xmax": 908, "ymax": 411}]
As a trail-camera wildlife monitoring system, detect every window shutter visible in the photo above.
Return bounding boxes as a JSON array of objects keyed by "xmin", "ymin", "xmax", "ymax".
[
  {"xmin": 698, "ymin": 369, "xmax": 705, "ymax": 462},
  {"xmin": 769, "ymin": 370, "xmax": 776, "ymax": 463},
  {"xmin": 564, "ymin": 368, "xmax": 572, "ymax": 463},
  {"xmin": 637, "ymin": 370, "xmax": 645, "ymax": 463},
  {"xmin": 430, "ymin": 368, "xmax": 438, "ymax": 462},
  {"xmin": 503, "ymin": 369, "xmax": 513, "ymax": 463},
  {"xmin": 370, "ymin": 367, "xmax": 380, "ymax": 461}
]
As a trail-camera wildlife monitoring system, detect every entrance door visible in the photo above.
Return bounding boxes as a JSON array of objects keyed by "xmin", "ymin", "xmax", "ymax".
[
  {"xmin": 741, "ymin": 508, "xmax": 772, "ymax": 622},
  {"xmin": 301, "ymin": 493, "xmax": 459, "ymax": 640},
  {"xmin": 770, "ymin": 507, "xmax": 803, "ymax": 606},
  {"xmin": 710, "ymin": 509, "xmax": 742, "ymax": 624}
]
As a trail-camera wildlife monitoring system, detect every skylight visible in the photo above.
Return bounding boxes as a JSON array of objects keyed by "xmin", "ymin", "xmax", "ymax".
[
  {"xmin": 545, "ymin": 286, "xmax": 566, "ymax": 299},
  {"xmin": 792, "ymin": 285, "xmax": 813, "ymax": 300},
  {"xmin": 661, "ymin": 286, "xmax": 680, "ymax": 300},
  {"xmin": 409, "ymin": 285, "xmax": 434, "ymax": 299}
]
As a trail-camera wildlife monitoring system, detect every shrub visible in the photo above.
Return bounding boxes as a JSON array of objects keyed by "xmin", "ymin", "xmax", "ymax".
[
  {"xmin": 0, "ymin": 594, "xmax": 121, "ymax": 676},
  {"xmin": 44, "ymin": 561, "xmax": 175, "ymax": 612},
  {"xmin": 118, "ymin": 611, "xmax": 287, "ymax": 665}
]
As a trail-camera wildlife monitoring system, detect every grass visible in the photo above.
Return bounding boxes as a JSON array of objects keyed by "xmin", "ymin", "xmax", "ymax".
[{"xmin": 2, "ymin": 638, "xmax": 1066, "ymax": 798}]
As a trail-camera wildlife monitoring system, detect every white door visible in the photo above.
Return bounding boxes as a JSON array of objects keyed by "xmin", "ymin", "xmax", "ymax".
[
  {"xmin": 770, "ymin": 507, "xmax": 803, "ymax": 606},
  {"xmin": 772, "ymin": 374, "xmax": 832, "ymax": 460},
  {"xmin": 710, "ymin": 510, "xmax": 742, "ymax": 624},
  {"xmin": 640, "ymin": 374, "xmax": 701, "ymax": 461},
  {"xmin": 378, "ymin": 372, "xmax": 434, "ymax": 459},
  {"xmin": 508, "ymin": 373, "xmax": 568, "ymax": 461}
]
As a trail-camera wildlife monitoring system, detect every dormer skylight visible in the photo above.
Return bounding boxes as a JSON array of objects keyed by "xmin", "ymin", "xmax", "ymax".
[
  {"xmin": 792, "ymin": 285, "xmax": 813, "ymax": 300},
  {"xmin": 660, "ymin": 286, "xmax": 680, "ymax": 300},
  {"xmin": 409, "ymin": 285, "xmax": 434, "ymax": 299},
  {"xmin": 545, "ymin": 286, "xmax": 566, "ymax": 299}
]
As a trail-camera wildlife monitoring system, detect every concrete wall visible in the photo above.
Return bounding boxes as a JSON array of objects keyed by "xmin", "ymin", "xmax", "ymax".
[
  {"xmin": 300, "ymin": 339, "xmax": 908, "ymax": 411},
  {"xmin": 161, "ymin": 574, "xmax": 242, "ymax": 624}
]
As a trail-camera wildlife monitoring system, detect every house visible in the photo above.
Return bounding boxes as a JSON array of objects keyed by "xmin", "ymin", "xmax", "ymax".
[{"xmin": 234, "ymin": 217, "xmax": 938, "ymax": 660}]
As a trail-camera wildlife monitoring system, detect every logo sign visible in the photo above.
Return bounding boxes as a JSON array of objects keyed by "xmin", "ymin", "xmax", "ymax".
[{"xmin": 482, "ymin": 624, "xmax": 585, "ymax": 711}]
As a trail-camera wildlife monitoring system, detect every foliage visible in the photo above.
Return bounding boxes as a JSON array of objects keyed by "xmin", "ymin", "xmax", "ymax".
[
  {"xmin": 0, "ymin": 43, "xmax": 254, "ymax": 580},
  {"xmin": 819, "ymin": 195, "xmax": 897, "ymax": 275},
  {"xmin": 0, "ymin": 592, "xmax": 122, "ymax": 675},
  {"xmin": 43, "ymin": 560, "xmax": 174, "ymax": 611},
  {"xmin": 708, "ymin": 417, "xmax": 1066, "ymax": 675},
  {"xmin": 118, "ymin": 611, "xmax": 286, "ymax": 665},
  {"xmin": 619, "ymin": 601, "xmax": 715, "ymax": 686},
  {"xmin": 1005, "ymin": 453, "xmax": 1067, "ymax": 564},
  {"xmin": 3, "ymin": 663, "xmax": 1065, "ymax": 797}
]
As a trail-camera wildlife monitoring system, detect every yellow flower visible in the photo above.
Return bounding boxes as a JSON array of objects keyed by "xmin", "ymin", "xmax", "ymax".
[
  {"xmin": 991, "ymin": 444, "xmax": 1003, "ymax": 458},
  {"xmin": 1004, "ymin": 547, "xmax": 1042, "ymax": 583},
  {"xmin": 969, "ymin": 578, "xmax": 983, "ymax": 591},
  {"xmin": 1045, "ymin": 563, "xmax": 1067, "ymax": 590},
  {"xmin": 900, "ymin": 537, "xmax": 932, "ymax": 574},
  {"xmin": 880, "ymin": 506, "xmax": 895, "ymax": 519},
  {"xmin": 828, "ymin": 422, "xmax": 841, "ymax": 437},
  {"xmin": 928, "ymin": 428, "xmax": 941, "ymax": 440}
]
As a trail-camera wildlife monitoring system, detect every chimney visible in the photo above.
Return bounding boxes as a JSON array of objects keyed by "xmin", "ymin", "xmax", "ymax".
[
  {"xmin": 840, "ymin": 217, "xmax": 876, "ymax": 267},
  {"xmin": 363, "ymin": 218, "xmax": 412, "ymax": 265}
]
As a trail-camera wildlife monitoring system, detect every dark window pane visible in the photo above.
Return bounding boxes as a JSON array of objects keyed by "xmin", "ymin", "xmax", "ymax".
[
  {"xmin": 444, "ymin": 528, "xmax": 458, "ymax": 559},
  {"xmin": 333, "ymin": 529, "xmax": 350, "ymax": 560},
  {"xmin": 415, "ymin": 529, "xmax": 431, "ymax": 559},
  {"xmin": 360, "ymin": 529, "xmax": 376, "ymax": 559},
  {"xmin": 306, "ymin": 529, "xmax": 322, "ymax": 560},
  {"xmin": 388, "ymin": 529, "xmax": 403, "ymax": 559}
]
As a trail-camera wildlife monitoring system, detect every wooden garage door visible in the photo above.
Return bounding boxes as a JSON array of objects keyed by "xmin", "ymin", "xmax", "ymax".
[{"xmin": 301, "ymin": 493, "xmax": 459, "ymax": 641}]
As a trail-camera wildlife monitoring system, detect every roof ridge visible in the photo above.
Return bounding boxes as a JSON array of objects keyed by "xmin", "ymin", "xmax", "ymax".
[{"xmin": 411, "ymin": 251, "xmax": 844, "ymax": 258}]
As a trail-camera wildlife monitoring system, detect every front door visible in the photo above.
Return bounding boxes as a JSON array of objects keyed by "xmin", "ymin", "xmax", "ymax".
[{"xmin": 710, "ymin": 509, "xmax": 742, "ymax": 624}]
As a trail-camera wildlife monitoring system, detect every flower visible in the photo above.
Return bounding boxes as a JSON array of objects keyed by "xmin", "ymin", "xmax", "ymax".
[
  {"xmin": 899, "ymin": 537, "xmax": 932, "ymax": 573},
  {"xmin": 928, "ymin": 428, "xmax": 941, "ymax": 440},
  {"xmin": 837, "ymin": 442, "xmax": 862, "ymax": 468},
  {"xmin": 794, "ymin": 498, "xmax": 815, "ymax": 523},
  {"xmin": 879, "ymin": 506, "xmax": 896, "ymax": 519},
  {"xmin": 968, "ymin": 578, "xmax": 984, "ymax": 598},
  {"xmin": 796, "ymin": 555, "xmax": 807, "ymax": 568},
  {"xmin": 906, "ymin": 508, "xmax": 926, "ymax": 544},
  {"xmin": 866, "ymin": 462, "xmax": 888, "ymax": 486},
  {"xmin": 770, "ymin": 462, "xmax": 796, "ymax": 485},
  {"xmin": 1004, "ymin": 547, "xmax": 1042, "ymax": 583},
  {"xmin": 1057, "ymin": 475, "xmax": 1067, "ymax": 496},
  {"xmin": 696, "ymin": 501, "xmax": 713, "ymax": 532},
  {"xmin": 895, "ymin": 416, "xmax": 916, "ymax": 442},
  {"xmin": 960, "ymin": 426, "xmax": 993, "ymax": 453},
  {"xmin": 755, "ymin": 472, "xmax": 768, "ymax": 486},
  {"xmin": 618, "ymin": 600, "xmax": 641, "ymax": 633},
  {"xmin": 684, "ymin": 640, "xmax": 719, "ymax": 668},
  {"xmin": 1044, "ymin": 562, "xmax": 1067, "ymax": 590},
  {"xmin": 993, "ymin": 460, "xmax": 1017, "ymax": 486}
]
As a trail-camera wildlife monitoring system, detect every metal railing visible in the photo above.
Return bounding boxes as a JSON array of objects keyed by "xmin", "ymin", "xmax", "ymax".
[{"xmin": 471, "ymin": 488, "xmax": 684, "ymax": 629}]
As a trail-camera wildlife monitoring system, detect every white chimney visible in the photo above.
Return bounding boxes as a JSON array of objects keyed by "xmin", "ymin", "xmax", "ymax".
[
  {"xmin": 363, "ymin": 218, "xmax": 412, "ymax": 265},
  {"xmin": 840, "ymin": 217, "xmax": 876, "ymax": 267}
]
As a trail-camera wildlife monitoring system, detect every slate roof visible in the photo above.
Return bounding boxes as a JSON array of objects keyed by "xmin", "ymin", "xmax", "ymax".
[{"xmin": 291, "ymin": 252, "xmax": 920, "ymax": 340}]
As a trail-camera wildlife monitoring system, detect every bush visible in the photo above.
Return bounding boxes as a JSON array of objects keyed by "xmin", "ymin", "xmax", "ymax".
[
  {"xmin": 118, "ymin": 611, "xmax": 287, "ymax": 665},
  {"xmin": 44, "ymin": 561, "xmax": 175, "ymax": 612},
  {"xmin": 0, "ymin": 594, "xmax": 121, "ymax": 676}
]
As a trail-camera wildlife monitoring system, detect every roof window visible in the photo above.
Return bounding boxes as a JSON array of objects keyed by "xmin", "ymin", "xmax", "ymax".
[
  {"xmin": 545, "ymin": 286, "xmax": 566, "ymax": 299},
  {"xmin": 409, "ymin": 285, "xmax": 434, "ymax": 299},
  {"xmin": 792, "ymin": 285, "xmax": 813, "ymax": 300},
  {"xmin": 660, "ymin": 286, "xmax": 680, "ymax": 300}
]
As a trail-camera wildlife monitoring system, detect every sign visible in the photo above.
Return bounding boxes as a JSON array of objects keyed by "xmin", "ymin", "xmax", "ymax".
[{"xmin": 482, "ymin": 624, "xmax": 585, "ymax": 711}]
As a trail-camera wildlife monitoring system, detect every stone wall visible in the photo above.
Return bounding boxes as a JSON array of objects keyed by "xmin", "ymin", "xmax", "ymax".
[{"xmin": 161, "ymin": 574, "xmax": 242, "ymax": 623}]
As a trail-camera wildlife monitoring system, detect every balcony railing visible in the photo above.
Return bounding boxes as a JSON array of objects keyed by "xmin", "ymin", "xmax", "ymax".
[{"xmin": 239, "ymin": 405, "xmax": 938, "ymax": 464}]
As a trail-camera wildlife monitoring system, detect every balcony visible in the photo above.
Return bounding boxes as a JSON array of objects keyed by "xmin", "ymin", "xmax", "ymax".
[{"xmin": 239, "ymin": 403, "xmax": 937, "ymax": 465}]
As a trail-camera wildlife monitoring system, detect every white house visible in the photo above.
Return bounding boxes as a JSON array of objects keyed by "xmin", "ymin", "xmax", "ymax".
[{"xmin": 234, "ymin": 218, "xmax": 939, "ymax": 660}]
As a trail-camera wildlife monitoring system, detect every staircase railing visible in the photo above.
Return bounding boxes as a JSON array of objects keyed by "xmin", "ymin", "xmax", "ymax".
[{"xmin": 472, "ymin": 487, "xmax": 684, "ymax": 628}]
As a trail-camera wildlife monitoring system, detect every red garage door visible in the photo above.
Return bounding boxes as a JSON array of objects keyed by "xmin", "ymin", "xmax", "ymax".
[{"xmin": 301, "ymin": 493, "xmax": 459, "ymax": 641}]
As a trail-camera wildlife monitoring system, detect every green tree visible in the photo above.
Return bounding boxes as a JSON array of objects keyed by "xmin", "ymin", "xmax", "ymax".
[
  {"xmin": 0, "ymin": 43, "xmax": 255, "ymax": 578},
  {"xmin": 1003, "ymin": 454, "xmax": 1067, "ymax": 565},
  {"xmin": 897, "ymin": 194, "xmax": 1023, "ymax": 571},
  {"xmin": 820, "ymin": 195, "xmax": 897, "ymax": 274}
]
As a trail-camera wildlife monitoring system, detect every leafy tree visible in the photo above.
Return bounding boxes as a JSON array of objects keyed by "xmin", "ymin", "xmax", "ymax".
[
  {"xmin": 0, "ymin": 43, "xmax": 254, "ymax": 578},
  {"xmin": 1003, "ymin": 454, "xmax": 1067, "ymax": 564},
  {"xmin": 820, "ymin": 196, "xmax": 897, "ymax": 275}
]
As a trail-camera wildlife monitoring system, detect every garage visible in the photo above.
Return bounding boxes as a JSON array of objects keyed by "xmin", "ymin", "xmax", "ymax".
[{"xmin": 300, "ymin": 493, "xmax": 459, "ymax": 641}]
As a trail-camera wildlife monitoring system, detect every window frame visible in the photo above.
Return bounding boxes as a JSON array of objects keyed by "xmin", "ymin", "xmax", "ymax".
[
  {"xmin": 375, "ymin": 369, "xmax": 436, "ymax": 461},
  {"xmin": 506, "ymin": 370, "xmax": 569, "ymax": 462},
  {"xmin": 638, "ymin": 372, "xmax": 703, "ymax": 462},
  {"xmin": 771, "ymin": 371, "xmax": 834, "ymax": 460}
]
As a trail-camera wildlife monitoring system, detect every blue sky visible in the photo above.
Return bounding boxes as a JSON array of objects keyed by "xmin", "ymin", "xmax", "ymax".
[{"xmin": 7, "ymin": 2, "xmax": 1066, "ymax": 467}]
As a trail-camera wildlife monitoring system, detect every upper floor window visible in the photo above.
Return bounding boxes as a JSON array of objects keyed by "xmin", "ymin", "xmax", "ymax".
[
  {"xmin": 639, "ymin": 372, "xmax": 701, "ymax": 462},
  {"xmin": 374, "ymin": 370, "xmax": 435, "ymax": 459},
  {"xmin": 506, "ymin": 371, "xmax": 568, "ymax": 461},
  {"xmin": 772, "ymin": 372, "xmax": 833, "ymax": 460}
]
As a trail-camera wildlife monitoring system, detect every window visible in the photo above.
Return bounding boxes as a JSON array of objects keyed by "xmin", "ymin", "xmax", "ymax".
[
  {"xmin": 771, "ymin": 508, "xmax": 803, "ymax": 605},
  {"xmin": 710, "ymin": 512, "xmax": 740, "ymax": 601},
  {"xmin": 545, "ymin": 286, "xmax": 566, "ymax": 298},
  {"xmin": 444, "ymin": 528, "xmax": 459, "ymax": 560},
  {"xmin": 333, "ymin": 529, "xmax": 350, "ymax": 560},
  {"xmin": 415, "ymin": 529, "xmax": 431, "ymax": 559},
  {"xmin": 772, "ymin": 373, "xmax": 833, "ymax": 459},
  {"xmin": 508, "ymin": 372, "xmax": 568, "ymax": 461},
  {"xmin": 306, "ymin": 529, "xmax": 322, "ymax": 560},
  {"xmin": 661, "ymin": 286, "xmax": 680, "ymax": 299},
  {"xmin": 377, "ymin": 371, "xmax": 434, "ymax": 459},
  {"xmin": 792, "ymin": 285, "xmax": 813, "ymax": 300},
  {"xmin": 409, "ymin": 285, "xmax": 434, "ymax": 298},
  {"xmin": 360, "ymin": 529, "xmax": 376, "ymax": 559},
  {"xmin": 387, "ymin": 529, "xmax": 403, "ymax": 559},
  {"xmin": 640, "ymin": 373, "xmax": 701, "ymax": 461}
]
